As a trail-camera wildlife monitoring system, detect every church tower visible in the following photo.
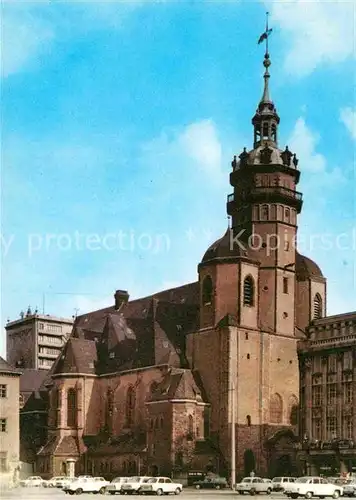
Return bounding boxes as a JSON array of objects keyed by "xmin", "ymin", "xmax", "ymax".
[{"xmin": 227, "ymin": 49, "xmax": 302, "ymax": 337}]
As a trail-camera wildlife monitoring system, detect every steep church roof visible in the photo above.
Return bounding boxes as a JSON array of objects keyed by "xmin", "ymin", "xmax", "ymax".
[{"xmin": 0, "ymin": 356, "xmax": 21, "ymax": 376}]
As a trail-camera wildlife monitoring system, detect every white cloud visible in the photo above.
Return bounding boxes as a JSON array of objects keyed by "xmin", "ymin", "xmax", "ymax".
[
  {"xmin": 1, "ymin": 8, "xmax": 55, "ymax": 77},
  {"xmin": 0, "ymin": 2, "xmax": 143, "ymax": 78},
  {"xmin": 266, "ymin": 0, "xmax": 355, "ymax": 76},
  {"xmin": 177, "ymin": 119, "xmax": 224, "ymax": 181},
  {"xmin": 340, "ymin": 107, "xmax": 356, "ymax": 140},
  {"xmin": 288, "ymin": 117, "xmax": 326, "ymax": 173}
]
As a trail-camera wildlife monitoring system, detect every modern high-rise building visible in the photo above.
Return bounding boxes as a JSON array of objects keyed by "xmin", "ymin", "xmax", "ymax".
[{"xmin": 6, "ymin": 308, "xmax": 73, "ymax": 371}]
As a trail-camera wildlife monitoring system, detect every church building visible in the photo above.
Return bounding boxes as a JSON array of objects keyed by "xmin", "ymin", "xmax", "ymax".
[{"xmin": 33, "ymin": 46, "xmax": 328, "ymax": 481}]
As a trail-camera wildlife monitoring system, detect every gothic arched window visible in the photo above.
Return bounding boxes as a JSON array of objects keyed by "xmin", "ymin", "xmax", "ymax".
[
  {"xmin": 243, "ymin": 276, "xmax": 255, "ymax": 307},
  {"xmin": 52, "ymin": 388, "xmax": 59, "ymax": 427},
  {"xmin": 188, "ymin": 414, "xmax": 194, "ymax": 440},
  {"xmin": 313, "ymin": 294, "xmax": 323, "ymax": 320},
  {"xmin": 288, "ymin": 395, "xmax": 299, "ymax": 426},
  {"xmin": 125, "ymin": 386, "xmax": 136, "ymax": 427},
  {"xmin": 202, "ymin": 275, "xmax": 213, "ymax": 305},
  {"xmin": 67, "ymin": 388, "xmax": 77, "ymax": 428},
  {"xmin": 269, "ymin": 393, "xmax": 283, "ymax": 424}
]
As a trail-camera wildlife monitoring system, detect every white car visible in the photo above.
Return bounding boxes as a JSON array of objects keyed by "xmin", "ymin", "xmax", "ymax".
[
  {"xmin": 236, "ymin": 477, "xmax": 272, "ymax": 495},
  {"xmin": 106, "ymin": 477, "xmax": 130, "ymax": 495},
  {"xmin": 272, "ymin": 477, "xmax": 296, "ymax": 492},
  {"xmin": 120, "ymin": 476, "xmax": 153, "ymax": 494},
  {"xmin": 19, "ymin": 476, "xmax": 45, "ymax": 487},
  {"xmin": 342, "ymin": 480, "xmax": 356, "ymax": 497},
  {"xmin": 138, "ymin": 476, "xmax": 183, "ymax": 495},
  {"xmin": 284, "ymin": 477, "xmax": 343, "ymax": 499},
  {"xmin": 64, "ymin": 476, "xmax": 110, "ymax": 495},
  {"xmin": 43, "ymin": 476, "xmax": 66, "ymax": 488},
  {"xmin": 57, "ymin": 477, "xmax": 77, "ymax": 489}
]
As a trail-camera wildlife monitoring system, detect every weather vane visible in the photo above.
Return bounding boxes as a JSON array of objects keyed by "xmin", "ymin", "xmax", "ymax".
[{"xmin": 258, "ymin": 11, "xmax": 273, "ymax": 55}]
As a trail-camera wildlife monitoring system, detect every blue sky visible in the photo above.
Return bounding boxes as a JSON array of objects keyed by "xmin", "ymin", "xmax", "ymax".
[{"xmin": 1, "ymin": 0, "xmax": 356, "ymax": 356}]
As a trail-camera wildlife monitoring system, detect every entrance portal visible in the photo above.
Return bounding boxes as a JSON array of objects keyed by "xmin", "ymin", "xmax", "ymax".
[
  {"xmin": 244, "ymin": 449, "xmax": 256, "ymax": 476},
  {"xmin": 275, "ymin": 455, "xmax": 293, "ymax": 476}
]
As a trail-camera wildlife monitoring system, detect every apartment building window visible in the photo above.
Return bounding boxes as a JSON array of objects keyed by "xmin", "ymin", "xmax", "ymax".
[
  {"xmin": 326, "ymin": 417, "xmax": 337, "ymax": 439},
  {"xmin": 38, "ymin": 323, "xmax": 44, "ymax": 330},
  {"xmin": 327, "ymin": 384, "xmax": 337, "ymax": 405},
  {"xmin": 328, "ymin": 355, "xmax": 337, "ymax": 373},
  {"xmin": 343, "ymin": 382, "xmax": 353, "ymax": 404},
  {"xmin": 343, "ymin": 351, "xmax": 353, "ymax": 371},
  {"xmin": 312, "ymin": 386, "xmax": 322, "ymax": 406},
  {"xmin": 312, "ymin": 418, "xmax": 322, "ymax": 441},
  {"xmin": 0, "ymin": 385, "xmax": 7, "ymax": 398},
  {"xmin": 46, "ymin": 324, "xmax": 62, "ymax": 333},
  {"xmin": 343, "ymin": 416, "xmax": 353, "ymax": 439},
  {"xmin": 0, "ymin": 419, "xmax": 7, "ymax": 432},
  {"xmin": 312, "ymin": 356, "xmax": 322, "ymax": 373}
]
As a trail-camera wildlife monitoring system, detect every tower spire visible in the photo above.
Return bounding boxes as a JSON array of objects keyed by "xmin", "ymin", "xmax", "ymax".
[
  {"xmin": 259, "ymin": 11, "xmax": 272, "ymax": 103},
  {"xmin": 253, "ymin": 14, "xmax": 279, "ymax": 148}
]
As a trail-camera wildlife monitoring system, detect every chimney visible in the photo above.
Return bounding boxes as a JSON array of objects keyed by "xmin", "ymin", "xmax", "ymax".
[{"xmin": 114, "ymin": 290, "xmax": 129, "ymax": 311}]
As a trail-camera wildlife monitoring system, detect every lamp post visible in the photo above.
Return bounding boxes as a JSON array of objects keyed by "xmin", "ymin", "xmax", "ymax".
[{"xmin": 231, "ymin": 381, "xmax": 236, "ymax": 489}]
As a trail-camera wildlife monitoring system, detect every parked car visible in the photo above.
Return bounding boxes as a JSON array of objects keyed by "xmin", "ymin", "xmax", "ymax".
[
  {"xmin": 193, "ymin": 476, "xmax": 228, "ymax": 489},
  {"xmin": 120, "ymin": 476, "xmax": 153, "ymax": 494},
  {"xmin": 43, "ymin": 476, "xmax": 66, "ymax": 488},
  {"xmin": 272, "ymin": 477, "xmax": 296, "ymax": 492},
  {"xmin": 19, "ymin": 476, "xmax": 45, "ymax": 487},
  {"xmin": 236, "ymin": 477, "xmax": 272, "ymax": 495},
  {"xmin": 64, "ymin": 476, "xmax": 110, "ymax": 495},
  {"xmin": 343, "ymin": 480, "xmax": 356, "ymax": 497},
  {"xmin": 138, "ymin": 476, "xmax": 183, "ymax": 495},
  {"xmin": 106, "ymin": 477, "xmax": 130, "ymax": 495},
  {"xmin": 284, "ymin": 476, "xmax": 343, "ymax": 498},
  {"xmin": 57, "ymin": 477, "xmax": 77, "ymax": 489}
]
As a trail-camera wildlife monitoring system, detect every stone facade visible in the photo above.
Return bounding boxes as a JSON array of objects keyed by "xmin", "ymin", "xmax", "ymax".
[
  {"xmin": 20, "ymin": 49, "xmax": 351, "ymax": 483},
  {"xmin": 0, "ymin": 357, "xmax": 21, "ymax": 487},
  {"xmin": 297, "ymin": 312, "xmax": 356, "ymax": 476}
]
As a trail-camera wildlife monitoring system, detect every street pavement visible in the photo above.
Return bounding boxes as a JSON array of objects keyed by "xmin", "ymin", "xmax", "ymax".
[{"xmin": 0, "ymin": 487, "xmax": 286, "ymax": 500}]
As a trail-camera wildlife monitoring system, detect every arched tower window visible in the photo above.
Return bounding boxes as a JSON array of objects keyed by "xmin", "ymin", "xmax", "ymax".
[
  {"xmin": 262, "ymin": 122, "xmax": 269, "ymax": 139},
  {"xmin": 67, "ymin": 388, "xmax": 77, "ymax": 428},
  {"xmin": 271, "ymin": 123, "xmax": 277, "ymax": 142},
  {"xmin": 125, "ymin": 386, "xmax": 136, "ymax": 427},
  {"xmin": 313, "ymin": 294, "xmax": 323, "ymax": 320},
  {"xmin": 269, "ymin": 393, "xmax": 283, "ymax": 424},
  {"xmin": 285, "ymin": 208, "xmax": 290, "ymax": 223},
  {"xmin": 202, "ymin": 275, "xmax": 213, "ymax": 305},
  {"xmin": 255, "ymin": 124, "xmax": 261, "ymax": 144},
  {"xmin": 288, "ymin": 395, "xmax": 299, "ymax": 426},
  {"xmin": 246, "ymin": 415, "xmax": 251, "ymax": 427},
  {"xmin": 243, "ymin": 276, "xmax": 255, "ymax": 307}
]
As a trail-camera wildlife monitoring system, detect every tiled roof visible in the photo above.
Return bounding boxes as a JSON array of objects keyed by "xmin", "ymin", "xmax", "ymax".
[
  {"xmin": 148, "ymin": 368, "xmax": 207, "ymax": 402},
  {"xmin": 57, "ymin": 282, "xmax": 200, "ymax": 376},
  {"xmin": 53, "ymin": 337, "xmax": 97, "ymax": 375},
  {"xmin": 20, "ymin": 369, "xmax": 48, "ymax": 394},
  {"xmin": 0, "ymin": 356, "xmax": 21, "ymax": 375},
  {"xmin": 38, "ymin": 435, "xmax": 84, "ymax": 456}
]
